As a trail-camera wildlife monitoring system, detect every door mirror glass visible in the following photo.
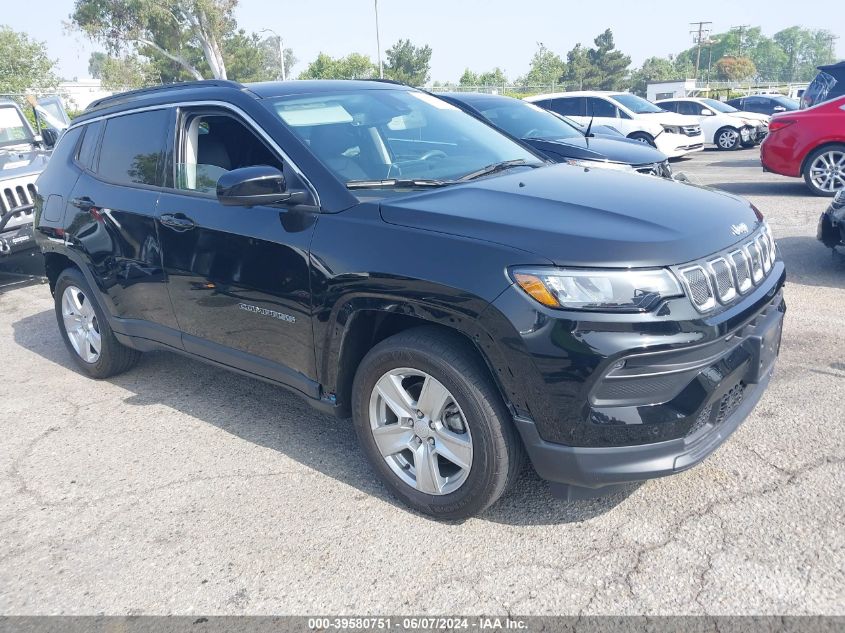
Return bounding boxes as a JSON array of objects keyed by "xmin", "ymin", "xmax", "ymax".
[
  {"xmin": 216, "ymin": 165, "xmax": 293, "ymax": 206},
  {"xmin": 700, "ymin": 108, "xmax": 714, "ymax": 116},
  {"xmin": 40, "ymin": 128, "xmax": 59, "ymax": 148}
]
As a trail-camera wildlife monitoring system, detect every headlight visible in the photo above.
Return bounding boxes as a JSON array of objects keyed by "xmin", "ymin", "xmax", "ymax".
[
  {"xmin": 511, "ymin": 267, "xmax": 684, "ymax": 312},
  {"xmin": 661, "ymin": 124, "xmax": 682, "ymax": 134},
  {"xmin": 563, "ymin": 159, "xmax": 634, "ymax": 173}
]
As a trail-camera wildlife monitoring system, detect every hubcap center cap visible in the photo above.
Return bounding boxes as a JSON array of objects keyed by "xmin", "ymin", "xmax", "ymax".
[{"xmin": 413, "ymin": 417, "xmax": 432, "ymax": 439}]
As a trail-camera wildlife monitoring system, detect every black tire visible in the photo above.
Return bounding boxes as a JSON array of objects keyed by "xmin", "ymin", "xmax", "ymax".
[
  {"xmin": 351, "ymin": 326, "xmax": 524, "ymax": 520},
  {"xmin": 627, "ymin": 132, "xmax": 656, "ymax": 147},
  {"xmin": 802, "ymin": 144, "xmax": 845, "ymax": 197},
  {"xmin": 715, "ymin": 126, "xmax": 741, "ymax": 151},
  {"xmin": 741, "ymin": 139, "xmax": 757, "ymax": 148},
  {"xmin": 54, "ymin": 267, "xmax": 141, "ymax": 379}
]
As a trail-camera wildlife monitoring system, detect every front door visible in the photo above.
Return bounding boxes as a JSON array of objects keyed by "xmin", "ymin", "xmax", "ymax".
[{"xmin": 157, "ymin": 107, "xmax": 319, "ymax": 393}]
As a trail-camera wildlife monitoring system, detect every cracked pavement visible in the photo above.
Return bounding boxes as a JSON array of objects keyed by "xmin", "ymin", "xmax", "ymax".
[{"xmin": 1, "ymin": 149, "xmax": 843, "ymax": 615}]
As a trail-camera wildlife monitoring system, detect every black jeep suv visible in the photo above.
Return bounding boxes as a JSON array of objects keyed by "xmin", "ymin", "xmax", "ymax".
[{"xmin": 33, "ymin": 80, "xmax": 785, "ymax": 519}]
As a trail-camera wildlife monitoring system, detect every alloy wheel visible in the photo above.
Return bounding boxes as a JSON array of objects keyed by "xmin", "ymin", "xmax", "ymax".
[
  {"xmin": 61, "ymin": 285, "xmax": 102, "ymax": 363},
  {"xmin": 809, "ymin": 151, "xmax": 845, "ymax": 193},
  {"xmin": 368, "ymin": 368, "xmax": 473, "ymax": 495}
]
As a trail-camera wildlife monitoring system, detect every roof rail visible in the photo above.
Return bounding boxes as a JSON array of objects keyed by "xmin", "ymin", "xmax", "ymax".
[{"xmin": 85, "ymin": 79, "xmax": 245, "ymax": 112}]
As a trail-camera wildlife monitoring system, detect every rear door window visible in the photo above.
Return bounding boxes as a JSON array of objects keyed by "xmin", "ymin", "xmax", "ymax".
[
  {"xmin": 96, "ymin": 109, "xmax": 170, "ymax": 187},
  {"xmin": 548, "ymin": 97, "xmax": 585, "ymax": 117},
  {"xmin": 76, "ymin": 120, "xmax": 103, "ymax": 170},
  {"xmin": 586, "ymin": 97, "xmax": 618, "ymax": 118}
]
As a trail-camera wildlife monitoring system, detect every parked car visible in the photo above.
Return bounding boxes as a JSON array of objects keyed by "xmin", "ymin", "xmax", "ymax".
[
  {"xmin": 760, "ymin": 95, "xmax": 845, "ymax": 196},
  {"xmin": 525, "ymin": 91, "xmax": 705, "ymax": 158},
  {"xmin": 801, "ymin": 61, "xmax": 845, "ymax": 109},
  {"xmin": 35, "ymin": 80, "xmax": 785, "ymax": 519},
  {"xmin": 0, "ymin": 99, "xmax": 58, "ymax": 271},
  {"xmin": 726, "ymin": 94, "xmax": 799, "ymax": 117},
  {"xmin": 437, "ymin": 92, "xmax": 673, "ymax": 177},
  {"xmin": 656, "ymin": 97, "xmax": 768, "ymax": 150},
  {"xmin": 817, "ymin": 189, "xmax": 845, "ymax": 248}
]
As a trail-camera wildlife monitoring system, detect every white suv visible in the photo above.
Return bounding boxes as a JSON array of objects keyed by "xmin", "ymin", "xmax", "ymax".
[
  {"xmin": 656, "ymin": 97, "xmax": 768, "ymax": 151},
  {"xmin": 525, "ymin": 91, "xmax": 704, "ymax": 158}
]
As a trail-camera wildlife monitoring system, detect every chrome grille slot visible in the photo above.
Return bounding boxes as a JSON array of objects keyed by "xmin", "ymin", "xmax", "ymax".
[
  {"xmin": 0, "ymin": 174, "xmax": 39, "ymax": 231},
  {"xmin": 756, "ymin": 235, "xmax": 772, "ymax": 272},
  {"xmin": 708, "ymin": 257, "xmax": 736, "ymax": 303},
  {"xmin": 729, "ymin": 249, "xmax": 752, "ymax": 294},
  {"xmin": 745, "ymin": 241, "xmax": 764, "ymax": 283},
  {"xmin": 681, "ymin": 266, "xmax": 715, "ymax": 311}
]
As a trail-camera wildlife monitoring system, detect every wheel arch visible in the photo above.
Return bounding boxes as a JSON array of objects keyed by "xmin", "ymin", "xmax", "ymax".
[
  {"xmin": 43, "ymin": 251, "xmax": 80, "ymax": 294},
  {"xmin": 800, "ymin": 141, "xmax": 845, "ymax": 176},
  {"xmin": 323, "ymin": 297, "xmax": 515, "ymax": 419}
]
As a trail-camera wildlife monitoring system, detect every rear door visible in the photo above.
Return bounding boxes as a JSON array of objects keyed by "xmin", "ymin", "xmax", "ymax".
[
  {"xmin": 64, "ymin": 108, "xmax": 179, "ymax": 342},
  {"xmin": 156, "ymin": 106, "xmax": 319, "ymax": 393}
]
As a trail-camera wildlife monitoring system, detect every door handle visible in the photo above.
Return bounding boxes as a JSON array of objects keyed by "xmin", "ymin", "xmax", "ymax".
[
  {"xmin": 159, "ymin": 213, "xmax": 197, "ymax": 232},
  {"xmin": 70, "ymin": 196, "xmax": 95, "ymax": 210}
]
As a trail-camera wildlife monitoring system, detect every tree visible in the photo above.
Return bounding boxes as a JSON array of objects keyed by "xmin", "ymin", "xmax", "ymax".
[
  {"xmin": 98, "ymin": 55, "xmax": 159, "ymax": 89},
  {"xmin": 458, "ymin": 68, "xmax": 479, "ymax": 86},
  {"xmin": 88, "ymin": 51, "xmax": 107, "ymax": 79},
  {"xmin": 0, "ymin": 26, "xmax": 58, "ymax": 97},
  {"xmin": 384, "ymin": 39, "xmax": 432, "ymax": 85},
  {"xmin": 520, "ymin": 43, "xmax": 565, "ymax": 87},
  {"xmin": 628, "ymin": 56, "xmax": 678, "ymax": 96},
  {"xmin": 224, "ymin": 31, "xmax": 297, "ymax": 82},
  {"xmin": 585, "ymin": 29, "xmax": 631, "ymax": 90},
  {"xmin": 298, "ymin": 53, "xmax": 377, "ymax": 80},
  {"xmin": 459, "ymin": 67, "xmax": 508, "ymax": 87},
  {"xmin": 561, "ymin": 43, "xmax": 590, "ymax": 88},
  {"xmin": 714, "ymin": 56, "xmax": 757, "ymax": 82},
  {"xmin": 71, "ymin": 0, "xmax": 237, "ymax": 80}
]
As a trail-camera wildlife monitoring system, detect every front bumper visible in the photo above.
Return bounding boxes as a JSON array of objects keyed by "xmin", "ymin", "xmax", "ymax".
[
  {"xmin": 514, "ymin": 289, "xmax": 784, "ymax": 494},
  {"xmin": 817, "ymin": 191, "xmax": 845, "ymax": 247},
  {"xmin": 0, "ymin": 224, "xmax": 37, "ymax": 258}
]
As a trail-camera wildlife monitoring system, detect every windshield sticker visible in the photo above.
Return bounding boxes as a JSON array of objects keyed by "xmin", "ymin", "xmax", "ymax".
[{"xmin": 275, "ymin": 103, "xmax": 353, "ymax": 127}]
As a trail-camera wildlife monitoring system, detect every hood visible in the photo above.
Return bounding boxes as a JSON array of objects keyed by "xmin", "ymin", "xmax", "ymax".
[
  {"xmin": 728, "ymin": 111, "xmax": 769, "ymax": 124},
  {"xmin": 0, "ymin": 146, "xmax": 50, "ymax": 180},
  {"xmin": 380, "ymin": 164, "xmax": 761, "ymax": 268},
  {"xmin": 526, "ymin": 135, "xmax": 667, "ymax": 166}
]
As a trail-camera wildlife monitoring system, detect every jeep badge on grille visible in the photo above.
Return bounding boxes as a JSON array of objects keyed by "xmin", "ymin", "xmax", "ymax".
[{"xmin": 730, "ymin": 223, "xmax": 750, "ymax": 236}]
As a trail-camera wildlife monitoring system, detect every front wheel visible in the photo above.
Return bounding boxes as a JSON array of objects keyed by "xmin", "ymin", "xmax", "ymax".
[
  {"xmin": 351, "ymin": 327, "xmax": 523, "ymax": 520},
  {"xmin": 803, "ymin": 144, "xmax": 845, "ymax": 197},
  {"xmin": 715, "ymin": 127, "xmax": 741, "ymax": 150},
  {"xmin": 627, "ymin": 132, "xmax": 656, "ymax": 147},
  {"xmin": 54, "ymin": 267, "xmax": 141, "ymax": 378}
]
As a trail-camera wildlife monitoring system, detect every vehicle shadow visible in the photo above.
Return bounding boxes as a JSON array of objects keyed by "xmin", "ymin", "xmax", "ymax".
[
  {"xmin": 706, "ymin": 180, "xmax": 812, "ymax": 197},
  {"xmin": 776, "ymin": 235, "xmax": 845, "ymax": 289},
  {"xmin": 11, "ymin": 307, "xmax": 634, "ymax": 526}
]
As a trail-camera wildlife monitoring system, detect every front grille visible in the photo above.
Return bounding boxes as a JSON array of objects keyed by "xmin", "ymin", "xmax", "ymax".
[
  {"xmin": 682, "ymin": 125, "xmax": 701, "ymax": 137},
  {"xmin": 678, "ymin": 225, "xmax": 777, "ymax": 313},
  {"xmin": 0, "ymin": 176, "xmax": 38, "ymax": 233}
]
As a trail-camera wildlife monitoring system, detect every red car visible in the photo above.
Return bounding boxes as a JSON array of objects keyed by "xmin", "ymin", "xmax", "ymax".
[{"xmin": 760, "ymin": 95, "xmax": 845, "ymax": 196}]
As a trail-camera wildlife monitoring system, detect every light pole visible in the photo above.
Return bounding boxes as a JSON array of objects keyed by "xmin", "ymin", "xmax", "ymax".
[
  {"xmin": 260, "ymin": 28, "xmax": 286, "ymax": 81},
  {"xmin": 374, "ymin": 0, "xmax": 383, "ymax": 79}
]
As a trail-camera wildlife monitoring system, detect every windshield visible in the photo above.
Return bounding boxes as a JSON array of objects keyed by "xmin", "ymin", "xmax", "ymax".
[
  {"xmin": 476, "ymin": 100, "xmax": 582, "ymax": 141},
  {"xmin": 701, "ymin": 99, "xmax": 738, "ymax": 113},
  {"xmin": 802, "ymin": 71, "xmax": 837, "ymax": 109},
  {"xmin": 0, "ymin": 106, "xmax": 34, "ymax": 147},
  {"xmin": 610, "ymin": 93, "xmax": 664, "ymax": 114},
  {"xmin": 268, "ymin": 89, "xmax": 541, "ymax": 186}
]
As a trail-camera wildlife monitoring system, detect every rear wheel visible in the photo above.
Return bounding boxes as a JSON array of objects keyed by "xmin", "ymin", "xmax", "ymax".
[
  {"xmin": 715, "ymin": 127, "xmax": 741, "ymax": 150},
  {"xmin": 351, "ymin": 327, "xmax": 523, "ymax": 519},
  {"xmin": 803, "ymin": 144, "xmax": 845, "ymax": 197},
  {"xmin": 54, "ymin": 267, "xmax": 141, "ymax": 378},
  {"xmin": 628, "ymin": 132, "xmax": 656, "ymax": 147}
]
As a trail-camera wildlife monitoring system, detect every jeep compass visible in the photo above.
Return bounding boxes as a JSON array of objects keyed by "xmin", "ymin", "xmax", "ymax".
[{"xmin": 33, "ymin": 80, "xmax": 785, "ymax": 519}]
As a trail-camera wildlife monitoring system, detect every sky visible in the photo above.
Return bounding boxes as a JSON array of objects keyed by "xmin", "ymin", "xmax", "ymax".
[{"xmin": 3, "ymin": 0, "xmax": 844, "ymax": 83}]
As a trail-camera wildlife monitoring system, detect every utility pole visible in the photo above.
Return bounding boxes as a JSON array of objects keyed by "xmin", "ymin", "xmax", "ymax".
[
  {"xmin": 374, "ymin": 0, "xmax": 384, "ymax": 79},
  {"xmin": 731, "ymin": 25, "xmax": 751, "ymax": 56},
  {"xmin": 690, "ymin": 21, "xmax": 712, "ymax": 80},
  {"xmin": 706, "ymin": 38, "xmax": 719, "ymax": 84},
  {"xmin": 260, "ymin": 28, "xmax": 286, "ymax": 81}
]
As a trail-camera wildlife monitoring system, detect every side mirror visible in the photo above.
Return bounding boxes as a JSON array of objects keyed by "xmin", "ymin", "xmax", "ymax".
[
  {"xmin": 40, "ymin": 129, "xmax": 59, "ymax": 148},
  {"xmin": 700, "ymin": 109, "xmax": 714, "ymax": 116},
  {"xmin": 216, "ymin": 165, "xmax": 297, "ymax": 207},
  {"xmin": 773, "ymin": 106, "xmax": 786, "ymax": 112}
]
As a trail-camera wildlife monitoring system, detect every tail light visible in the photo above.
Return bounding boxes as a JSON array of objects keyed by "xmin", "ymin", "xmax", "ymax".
[{"xmin": 768, "ymin": 119, "xmax": 796, "ymax": 132}]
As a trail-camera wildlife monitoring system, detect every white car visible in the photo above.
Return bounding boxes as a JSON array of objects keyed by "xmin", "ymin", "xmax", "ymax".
[
  {"xmin": 524, "ymin": 91, "xmax": 705, "ymax": 159},
  {"xmin": 655, "ymin": 97, "xmax": 769, "ymax": 151}
]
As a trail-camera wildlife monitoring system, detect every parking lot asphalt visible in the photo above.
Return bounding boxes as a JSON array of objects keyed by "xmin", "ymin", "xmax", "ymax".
[{"xmin": 1, "ymin": 147, "xmax": 843, "ymax": 615}]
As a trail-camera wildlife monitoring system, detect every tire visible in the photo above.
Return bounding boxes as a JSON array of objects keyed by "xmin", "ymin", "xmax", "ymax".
[
  {"xmin": 351, "ymin": 326, "xmax": 524, "ymax": 520},
  {"xmin": 802, "ymin": 144, "xmax": 845, "ymax": 197},
  {"xmin": 54, "ymin": 267, "xmax": 141, "ymax": 379},
  {"xmin": 715, "ymin": 127, "xmax": 741, "ymax": 151},
  {"xmin": 627, "ymin": 132, "xmax": 656, "ymax": 147},
  {"xmin": 741, "ymin": 139, "xmax": 757, "ymax": 148}
]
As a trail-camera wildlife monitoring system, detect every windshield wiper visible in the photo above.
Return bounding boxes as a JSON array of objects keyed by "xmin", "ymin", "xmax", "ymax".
[
  {"xmin": 346, "ymin": 178, "xmax": 454, "ymax": 190},
  {"xmin": 457, "ymin": 159, "xmax": 540, "ymax": 182}
]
